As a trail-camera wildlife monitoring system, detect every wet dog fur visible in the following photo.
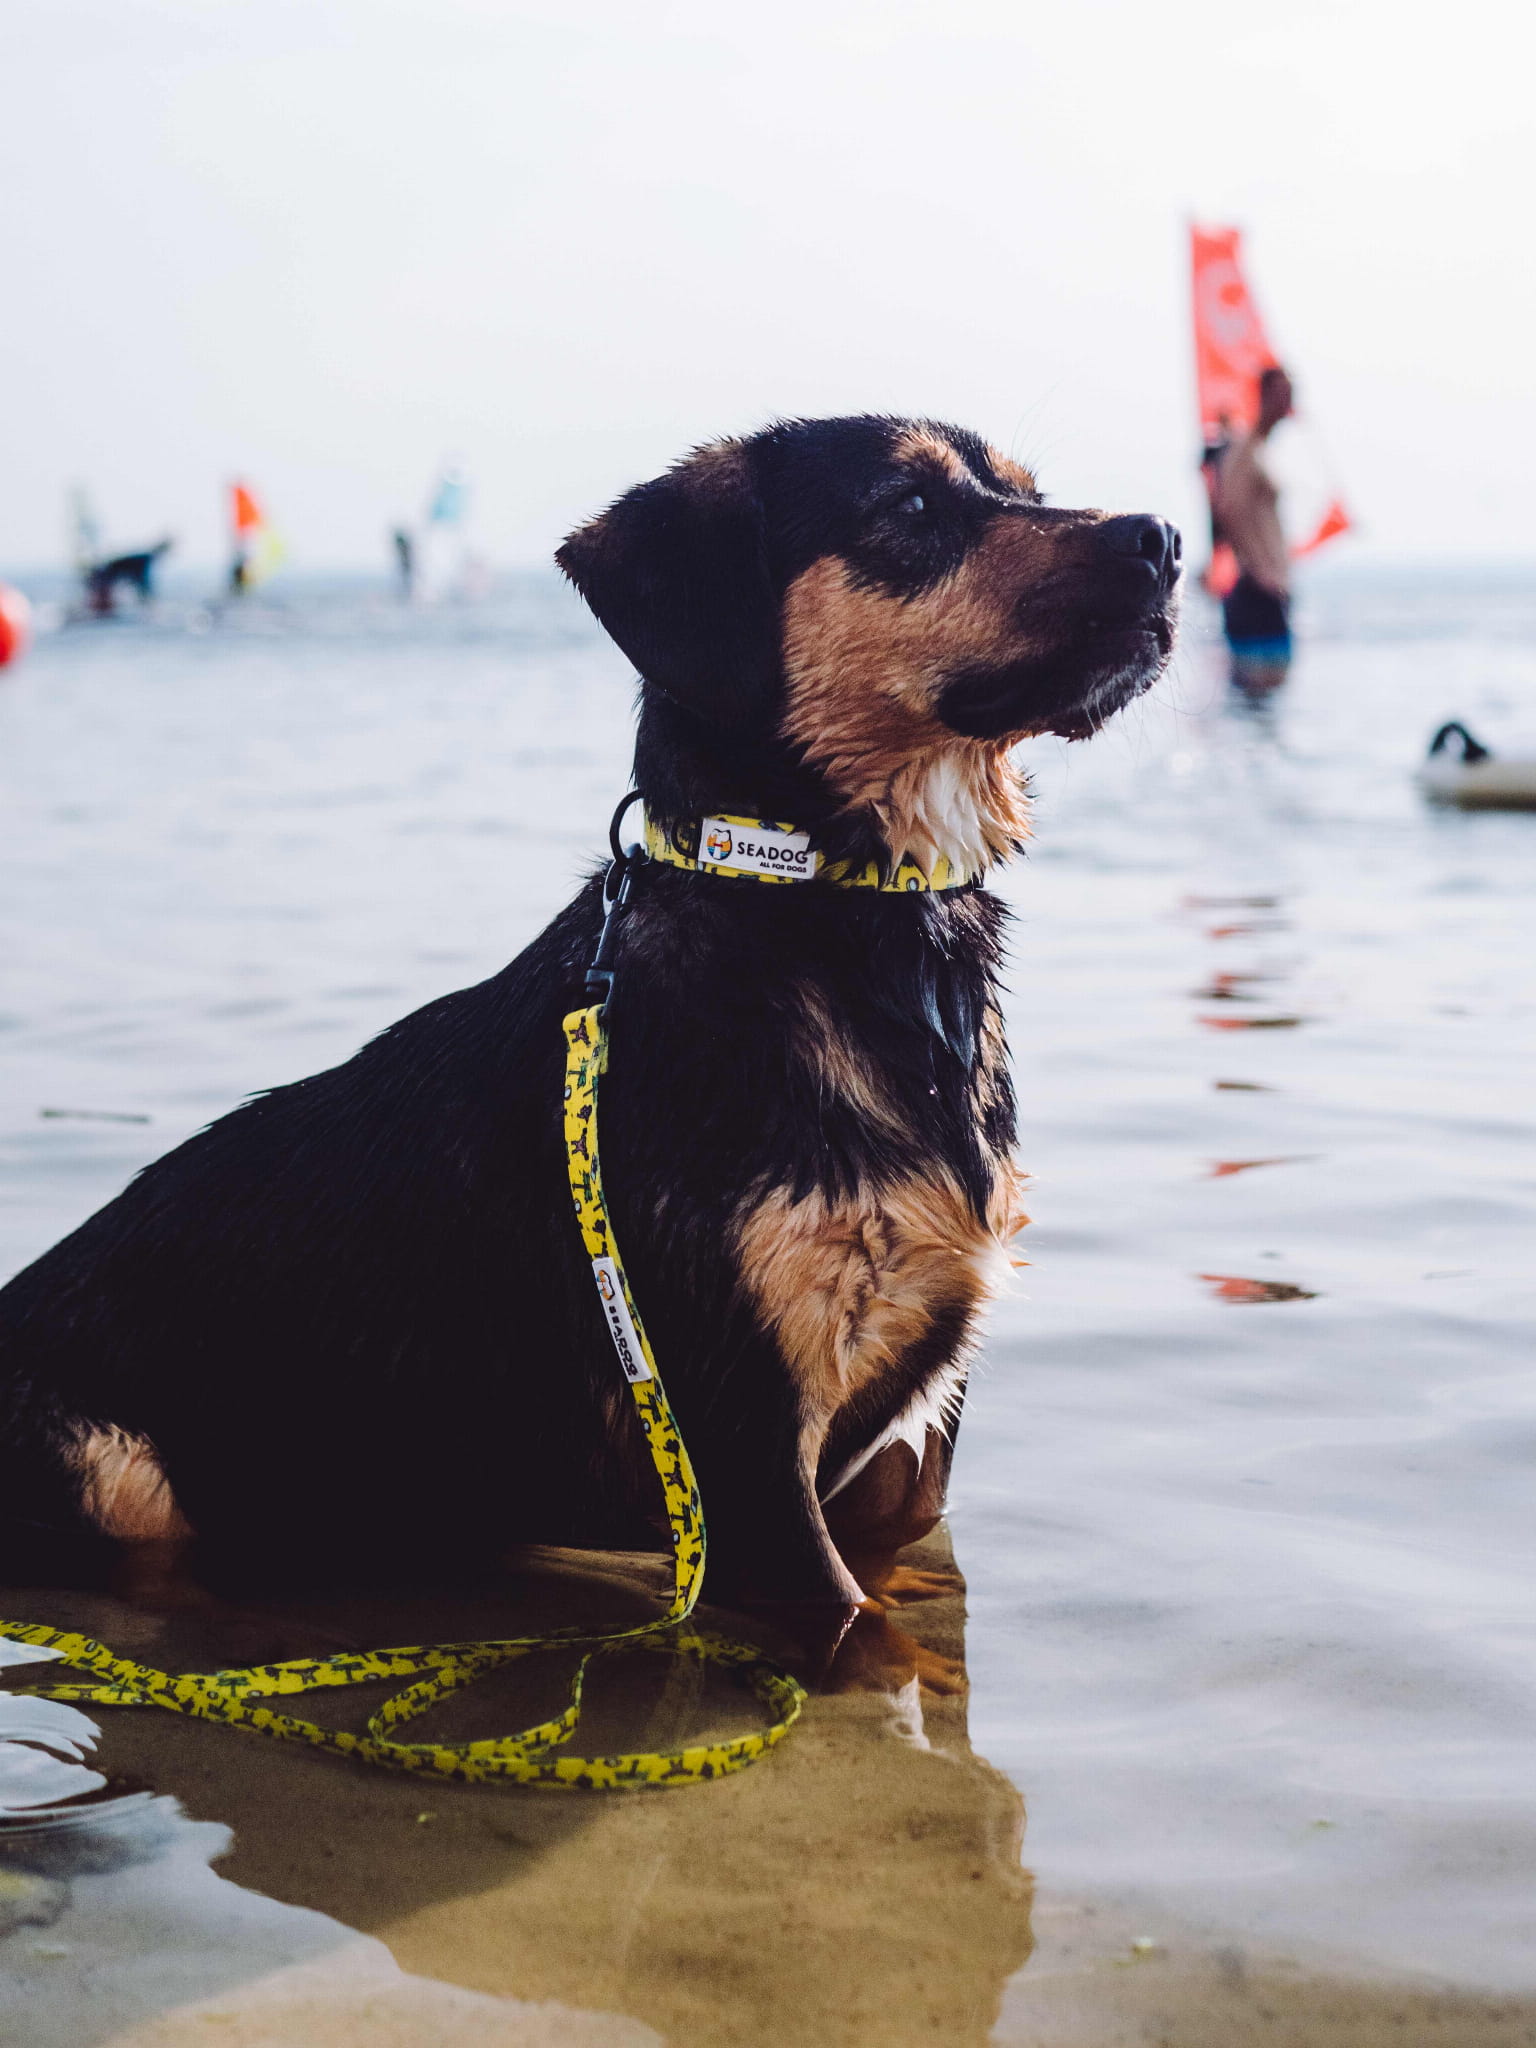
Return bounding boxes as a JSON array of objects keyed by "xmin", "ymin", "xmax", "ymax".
[{"xmin": 0, "ymin": 416, "xmax": 1179, "ymax": 1660}]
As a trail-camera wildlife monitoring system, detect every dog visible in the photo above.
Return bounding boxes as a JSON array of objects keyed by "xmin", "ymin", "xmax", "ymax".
[{"xmin": 0, "ymin": 416, "xmax": 1179, "ymax": 1663}]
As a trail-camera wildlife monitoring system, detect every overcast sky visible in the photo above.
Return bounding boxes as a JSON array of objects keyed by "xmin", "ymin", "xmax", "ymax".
[{"xmin": 5, "ymin": 0, "xmax": 1533, "ymax": 571}]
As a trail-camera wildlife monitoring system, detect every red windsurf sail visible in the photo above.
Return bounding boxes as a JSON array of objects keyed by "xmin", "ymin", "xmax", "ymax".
[
  {"xmin": 231, "ymin": 482, "xmax": 265, "ymax": 537},
  {"xmin": 1191, "ymin": 224, "xmax": 1353, "ymax": 570},
  {"xmin": 1292, "ymin": 496, "xmax": 1352, "ymax": 558},
  {"xmin": 1191, "ymin": 224, "xmax": 1277, "ymax": 441}
]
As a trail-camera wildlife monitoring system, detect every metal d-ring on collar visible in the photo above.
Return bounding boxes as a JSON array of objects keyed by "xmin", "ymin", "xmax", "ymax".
[{"xmin": 584, "ymin": 788, "xmax": 648, "ymax": 1009}]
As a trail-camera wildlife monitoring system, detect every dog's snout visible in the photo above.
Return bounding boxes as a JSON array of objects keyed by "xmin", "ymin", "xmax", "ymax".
[{"xmin": 1098, "ymin": 514, "xmax": 1181, "ymax": 583}]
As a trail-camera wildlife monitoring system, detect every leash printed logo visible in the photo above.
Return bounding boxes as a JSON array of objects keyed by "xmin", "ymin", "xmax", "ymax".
[
  {"xmin": 699, "ymin": 815, "xmax": 817, "ymax": 881},
  {"xmin": 591, "ymin": 1257, "xmax": 652, "ymax": 1382}
]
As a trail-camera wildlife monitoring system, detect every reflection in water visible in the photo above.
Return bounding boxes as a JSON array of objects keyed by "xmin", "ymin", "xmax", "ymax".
[
  {"xmin": 0, "ymin": 1646, "xmax": 660, "ymax": 2047},
  {"xmin": 37, "ymin": 1108, "xmax": 154, "ymax": 1125},
  {"xmin": 1192, "ymin": 971, "xmax": 1271, "ymax": 1000},
  {"xmin": 1192, "ymin": 866, "xmax": 1321, "ymax": 1299},
  {"xmin": 1, "ymin": 1530, "xmax": 1032, "ymax": 2046},
  {"xmin": 1228, "ymin": 673, "xmax": 1291, "ymax": 715},
  {"xmin": 1199, "ymin": 1012, "xmax": 1305, "ymax": 1029},
  {"xmin": 1205, "ymin": 1155, "xmax": 1316, "ymax": 1178},
  {"xmin": 1198, "ymin": 1271, "xmax": 1321, "ymax": 1303}
]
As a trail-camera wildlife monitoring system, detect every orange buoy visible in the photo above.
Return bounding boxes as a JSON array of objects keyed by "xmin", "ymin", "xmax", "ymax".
[{"xmin": 0, "ymin": 583, "xmax": 32, "ymax": 668}]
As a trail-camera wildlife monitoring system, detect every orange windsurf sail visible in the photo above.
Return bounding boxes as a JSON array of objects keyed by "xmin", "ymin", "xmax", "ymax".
[
  {"xmin": 1292, "ymin": 495, "xmax": 1353, "ymax": 558},
  {"xmin": 228, "ymin": 480, "xmax": 285, "ymax": 589},
  {"xmin": 1191, "ymin": 224, "xmax": 1277, "ymax": 441},
  {"xmin": 1192, "ymin": 224, "xmax": 1353, "ymax": 568},
  {"xmin": 231, "ymin": 482, "xmax": 265, "ymax": 536}
]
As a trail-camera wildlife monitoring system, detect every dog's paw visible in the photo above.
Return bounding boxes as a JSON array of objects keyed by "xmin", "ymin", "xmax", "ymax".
[
  {"xmin": 907, "ymin": 1640, "xmax": 968, "ymax": 1697},
  {"xmin": 857, "ymin": 1563, "xmax": 962, "ymax": 1612},
  {"xmin": 825, "ymin": 1604, "xmax": 969, "ymax": 1698}
]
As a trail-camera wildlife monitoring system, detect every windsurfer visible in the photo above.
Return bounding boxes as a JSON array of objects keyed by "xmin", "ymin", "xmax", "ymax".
[
  {"xmin": 1214, "ymin": 365, "xmax": 1294, "ymax": 693},
  {"xmin": 392, "ymin": 526, "xmax": 416, "ymax": 601},
  {"xmin": 87, "ymin": 539, "xmax": 173, "ymax": 616}
]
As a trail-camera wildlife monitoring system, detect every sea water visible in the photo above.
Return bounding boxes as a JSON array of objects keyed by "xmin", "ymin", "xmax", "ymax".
[{"xmin": 0, "ymin": 566, "xmax": 1532, "ymax": 2020}]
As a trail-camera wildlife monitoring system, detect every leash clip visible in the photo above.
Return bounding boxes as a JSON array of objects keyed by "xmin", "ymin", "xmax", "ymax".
[{"xmin": 585, "ymin": 790, "xmax": 647, "ymax": 1008}]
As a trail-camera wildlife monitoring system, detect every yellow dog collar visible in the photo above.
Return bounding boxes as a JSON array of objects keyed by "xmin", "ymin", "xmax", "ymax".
[{"xmin": 643, "ymin": 811, "xmax": 981, "ymax": 892}]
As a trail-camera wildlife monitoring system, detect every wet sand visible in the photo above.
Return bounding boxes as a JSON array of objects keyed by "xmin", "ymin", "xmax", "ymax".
[
  {"xmin": 1000, "ymin": 1913, "xmax": 1536, "ymax": 2048},
  {"xmin": 3, "ymin": 1530, "xmax": 1033, "ymax": 2045},
  {"xmin": 7, "ymin": 1531, "xmax": 1536, "ymax": 2045}
]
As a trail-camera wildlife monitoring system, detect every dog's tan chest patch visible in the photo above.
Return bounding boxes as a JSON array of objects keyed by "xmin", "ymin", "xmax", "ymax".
[{"xmin": 735, "ymin": 1173, "xmax": 1011, "ymax": 1428}]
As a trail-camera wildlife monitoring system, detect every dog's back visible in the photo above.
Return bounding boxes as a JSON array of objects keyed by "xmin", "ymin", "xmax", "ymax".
[{"xmin": 0, "ymin": 892, "xmax": 619, "ymax": 1582}]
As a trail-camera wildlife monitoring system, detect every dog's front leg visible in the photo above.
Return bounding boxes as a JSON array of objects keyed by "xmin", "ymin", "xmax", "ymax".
[
  {"xmin": 688, "ymin": 1395, "xmax": 865, "ymax": 1673},
  {"xmin": 824, "ymin": 1427, "xmax": 959, "ymax": 1603},
  {"xmin": 820, "ymin": 1430, "xmax": 969, "ymax": 1697}
]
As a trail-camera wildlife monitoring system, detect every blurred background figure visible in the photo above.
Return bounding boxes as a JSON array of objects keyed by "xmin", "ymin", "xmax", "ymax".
[
  {"xmin": 390, "ymin": 462, "xmax": 483, "ymax": 605},
  {"xmin": 417, "ymin": 461, "xmax": 478, "ymax": 603},
  {"xmin": 66, "ymin": 486, "xmax": 174, "ymax": 619},
  {"xmin": 1197, "ymin": 415, "xmax": 1231, "ymax": 581},
  {"xmin": 84, "ymin": 537, "xmax": 174, "ymax": 617},
  {"xmin": 68, "ymin": 485, "xmax": 101, "ymax": 591},
  {"xmin": 391, "ymin": 525, "xmax": 415, "ymax": 601},
  {"xmin": 227, "ymin": 480, "xmax": 283, "ymax": 595},
  {"xmin": 1189, "ymin": 223, "xmax": 1354, "ymax": 694},
  {"xmin": 1214, "ymin": 364, "xmax": 1295, "ymax": 694}
]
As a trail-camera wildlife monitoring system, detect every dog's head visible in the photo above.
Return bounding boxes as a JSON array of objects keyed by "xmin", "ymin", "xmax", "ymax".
[{"xmin": 558, "ymin": 416, "xmax": 1179, "ymax": 865}]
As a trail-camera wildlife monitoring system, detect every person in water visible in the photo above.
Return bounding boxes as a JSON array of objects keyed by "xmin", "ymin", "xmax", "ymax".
[{"xmin": 1215, "ymin": 365, "xmax": 1294, "ymax": 693}]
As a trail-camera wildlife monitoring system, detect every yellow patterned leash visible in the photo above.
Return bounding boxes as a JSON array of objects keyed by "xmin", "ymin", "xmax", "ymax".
[{"xmin": 0, "ymin": 837, "xmax": 807, "ymax": 1787}]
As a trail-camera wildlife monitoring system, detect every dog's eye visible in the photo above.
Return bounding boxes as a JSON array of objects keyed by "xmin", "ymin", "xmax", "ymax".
[{"xmin": 896, "ymin": 492, "xmax": 926, "ymax": 516}]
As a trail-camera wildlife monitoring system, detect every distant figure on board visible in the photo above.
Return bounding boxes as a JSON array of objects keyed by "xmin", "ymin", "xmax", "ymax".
[
  {"xmin": 392, "ymin": 526, "xmax": 416, "ymax": 602},
  {"xmin": 227, "ymin": 482, "xmax": 283, "ymax": 597},
  {"xmin": 86, "ymin": 539, "xmax": 174, "ymax": 617},
  {"xmin": 1214, "ymin": 364, "xmax": 1294, "ymax": 693}
]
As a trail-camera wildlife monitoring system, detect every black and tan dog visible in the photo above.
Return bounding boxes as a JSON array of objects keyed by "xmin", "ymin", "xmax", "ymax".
[{"xmin": 0, "ymin": 416, "xmax": 1178, "ymax": 1662}]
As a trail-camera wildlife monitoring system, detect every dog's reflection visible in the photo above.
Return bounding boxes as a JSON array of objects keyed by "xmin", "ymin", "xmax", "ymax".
[
  {"xmin": 826, "ymin": 1563, "xmax": 969, "ymax": 1702},
  {"xmin": 384, "ymin": 1521, "xmax": 1036, "ymax": 2048},
  {"xmin": 1, "ymin": 1523, "xmax": 1031, "ymax": 2048}
]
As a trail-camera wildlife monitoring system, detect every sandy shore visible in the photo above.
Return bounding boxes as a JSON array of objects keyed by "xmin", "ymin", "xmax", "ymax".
[{"xmin": 4, "ymin": 1533, "xmax": 1533, "ymax": 2046}]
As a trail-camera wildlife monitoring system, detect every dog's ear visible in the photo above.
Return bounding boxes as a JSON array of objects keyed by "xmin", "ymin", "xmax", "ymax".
[{"xmin": 556, "ymin": 441, "xmax": 779, "ymax": 729}]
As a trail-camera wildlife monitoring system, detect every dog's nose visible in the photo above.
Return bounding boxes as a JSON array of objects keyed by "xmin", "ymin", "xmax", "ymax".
[{"xmin": 1098, "ymin": 514, "xmax": 1181, "ymax": 583}]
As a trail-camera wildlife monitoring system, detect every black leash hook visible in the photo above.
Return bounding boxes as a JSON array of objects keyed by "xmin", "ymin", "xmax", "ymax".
[{"xmin": 585, "ymin": 789, "xmax": 647, "ymax": 1008}]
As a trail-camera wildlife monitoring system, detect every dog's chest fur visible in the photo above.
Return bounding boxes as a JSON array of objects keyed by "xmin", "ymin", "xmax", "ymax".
[{"xmin": 609, "ymin": 874, "xmax": 1022, "ymax": 1457}]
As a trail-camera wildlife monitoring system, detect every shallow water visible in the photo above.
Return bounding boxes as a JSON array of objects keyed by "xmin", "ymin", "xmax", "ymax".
[{"xmin": 1, "ymin": 568, "xmax": 1534, "ymax": 2037}]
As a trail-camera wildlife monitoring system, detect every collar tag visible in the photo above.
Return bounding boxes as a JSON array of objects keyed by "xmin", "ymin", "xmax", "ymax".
[{"xmin": 699, "ymin": 815, "xmax": 818, "ymax": 882}]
